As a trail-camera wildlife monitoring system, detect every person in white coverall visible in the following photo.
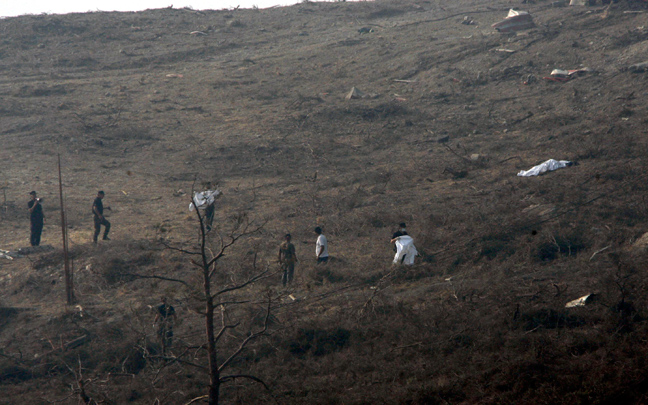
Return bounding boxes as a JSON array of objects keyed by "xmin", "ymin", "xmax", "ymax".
[{"xmin": 391, "ymin": 234, "xmax": 417, "ymax": 265}]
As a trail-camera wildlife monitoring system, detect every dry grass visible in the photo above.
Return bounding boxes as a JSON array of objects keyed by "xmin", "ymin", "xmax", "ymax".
[{"xmin": 3, "ymin": 0, "xmax": 648, "ymax": 403}]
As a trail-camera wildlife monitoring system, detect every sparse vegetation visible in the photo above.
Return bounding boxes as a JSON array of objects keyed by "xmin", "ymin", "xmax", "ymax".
[{"xmin": 2, "ymin": 0, "xmax": 648, "ymax": 403}]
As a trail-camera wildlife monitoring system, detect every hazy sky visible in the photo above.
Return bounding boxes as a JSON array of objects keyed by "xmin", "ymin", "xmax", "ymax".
[{"xmin": 0, "ymin": 0, "xmax": 298, "ymax": 18}]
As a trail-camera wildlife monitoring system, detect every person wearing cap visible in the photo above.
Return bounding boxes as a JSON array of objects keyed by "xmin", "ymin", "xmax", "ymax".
[
  {"xmin": 27, "ymin": 191, "xmax": 44, "ymax": 246},
  {"xmin": 278, "ymin": 233, "xmax": 298, "ymax": 286},
  {"xmin": 92, "ymin": 190, "xmax": 111, "ymax": 243},
  {"xmin": 314, "ymin": 226, "xmax": 329, "ymax": 264}
]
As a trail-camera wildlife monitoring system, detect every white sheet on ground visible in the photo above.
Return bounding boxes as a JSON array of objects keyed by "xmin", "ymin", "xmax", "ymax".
[
  {"xmin": 517, "ymin": 159, "xmax": 573, "ymax": 177},
  {"xmin": 189, "ymin": 189, "xmax": 222, "ymax": 211},
  {"xmin": 393, "ymin": 235, "xmax": 418, "ymax": 265}
]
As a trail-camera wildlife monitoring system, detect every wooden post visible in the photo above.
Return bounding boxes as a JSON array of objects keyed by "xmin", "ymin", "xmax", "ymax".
[{"xmin": 58, "ymin": 154, "xmax": 74, "ymax": 304}]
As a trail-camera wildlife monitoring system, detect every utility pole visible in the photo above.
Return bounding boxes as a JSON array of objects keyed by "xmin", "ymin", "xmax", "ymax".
[{"xmin": 58, "ymin": 154, "xmax": 74, "ymax": 304}]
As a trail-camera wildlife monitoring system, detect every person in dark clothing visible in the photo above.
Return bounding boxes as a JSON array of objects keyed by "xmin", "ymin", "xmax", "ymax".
[
  {"xmin": 278, "ymin": 234, "xmax": 298, "ymax": 286},
  {"xmin": 392, "ymin": 222, "xmax": 408, "ymax": 240},
  {"xmin": 27, "ymin": 191, "xmax": 44, "ymax": 246},
  {"xmin": 391, "ymin": 222, "xmax": 408, "ymax": 252},
  {"xmin": 205, "ymin": 202, "xmax": 215, "ymax": 232},
  {"xmin": 92, "ymin": 190, "xmax": 111, "ymax": 243},
  {"xmin": 154, "ymin": 297, "xmax": 177, "ymax": 352}
]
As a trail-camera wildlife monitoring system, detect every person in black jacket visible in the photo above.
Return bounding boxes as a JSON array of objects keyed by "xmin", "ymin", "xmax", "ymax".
[
  {"xmin": 92, "ymin": 190, "xmax": 111, "ymax": 243},
  {"xmin": 27, "ymin": 191, "xmax": 44, "ymax": 246}
]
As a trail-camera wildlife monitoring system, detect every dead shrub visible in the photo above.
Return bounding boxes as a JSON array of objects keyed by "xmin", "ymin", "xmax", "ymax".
[
  {"xmin": 98, "ymin": 254, "xmax": 154, "ymax": 284},
  {"xmin": 288, "ymin": 328, "xmax": 351, "ymax": 357},
  {"xmin": 0, "ymin": 364, "xmax": 32, "ymax": 384},
  {"xmin": 309, "ymin": 265, "xmax": 345, "ymax": 285},
  {"xmin": 535, "ymin": 232, "xmax": 586, "ymax": 262},
  {"xmin": 520, "ymin": 308, "xmax": 585, "ymax": 330}
]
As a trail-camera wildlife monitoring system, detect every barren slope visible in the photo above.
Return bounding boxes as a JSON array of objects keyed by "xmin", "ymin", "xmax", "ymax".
[{"xmin": 2, "ymin": 0, "xmax": 648, "ymax": 403}]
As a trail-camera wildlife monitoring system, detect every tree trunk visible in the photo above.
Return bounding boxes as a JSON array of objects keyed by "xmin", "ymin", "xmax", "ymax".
[{"xmin": 205, "ymin": 269, "xmax": 220, "ymax": 404}]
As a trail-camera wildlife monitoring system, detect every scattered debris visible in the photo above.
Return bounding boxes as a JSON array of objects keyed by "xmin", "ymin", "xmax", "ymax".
[
  {"xmin": 569, "ymin": 0, "xmax": 588, "ymax": 5},
  {"xmin": 523, "ymin": 74, "xmax": 536, "ymax": 85},
  {"xmin": 517, "ymin": 159, "xmax": 575, "ymax": 177},
  {"xmin": 17, "ymin": 245, "xmax": 54, "ymax": 255},
  {"xmin": 1, "ymin": 245, "xmax": 54, "ymax": 259},
  {"xmin": 358, "ymin": 27, "xmax": 373, "ymax": 34},
  {"xmin": 565, "ymin": 294, "xmax": 592, "ymax": 308},
  {"xmin": 346, "ymin": 87, "xmax": 364, "ymax": 100},
  {"xmin": 190, "ymin": 31, "xmax": 207, "ymax": 36},
  {"xmin": 461, "ymin": 16, "xmax": 475, "ymax": 25},
  {"xmin": 492, "ymin": 9, "xmax": 535, "ymax": 33},
  {"xmin": 494, "ymin": 48, "xmax": 516, "ymax": 53},
  {"xmin": 166, "ymin": 74, "xmax": 184, "ymax": 78},
  {"xmin": 628, "ymin": 61, "xmax": 648, "ymax": 73},
  {"xmin": 543, "ymin": 67, "xmax": 592, "ymax": 82},
  {"xmin": 393, "ymin": 79, "xmax": 417, "ymax": 83},
  {"xmin": 632, "ymin": 232, "xmax": 648, "ymax": 251},
  {"xmin": 345, "ymin": 87, "xmax": 379, "ymax": 100},
  {"xmin": 590, "ymin": 245, "xmax": 611, "ymax": 261},
  {"xmin": 522, "ymin": 203, "xmax": 556, "ymax": 217},
  {"xmin": 0, "ymin": 249, "xmax": 19, "ymax": 260}
]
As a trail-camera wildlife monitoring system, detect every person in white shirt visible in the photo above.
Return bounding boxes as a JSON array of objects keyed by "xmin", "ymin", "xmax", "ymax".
[{"xmin": 314, "ymin": 227, "xmax": 329, "ymax": 263}]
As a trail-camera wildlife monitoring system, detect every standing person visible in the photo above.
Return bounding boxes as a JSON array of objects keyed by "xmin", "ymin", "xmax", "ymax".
[
  {"xmin": 154, "ymin": 296, "xmax": 177, "ymax": 353},
  {"xmin": 278, "ymin": 234, "xmax": 298, "ymax": 286},
  {"xmin": 27, "ymin": 191, "xmax": 44, "ymax": 246},
  {"xmin": 204, "ymin": 201, "xmax": 215, "ymax": 232},
  {"xmin": 314, "ymin": 226, "xmax": 329, "ymax": 264},
  {"xmin": 92, "ymin": 190, "xmax": 111, "ymax": 243}
]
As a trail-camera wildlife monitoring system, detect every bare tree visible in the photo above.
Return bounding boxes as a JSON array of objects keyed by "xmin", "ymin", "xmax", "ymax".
[{"xmin": 162, "ymin": 192, "xmax": 273, "ymax": 405}]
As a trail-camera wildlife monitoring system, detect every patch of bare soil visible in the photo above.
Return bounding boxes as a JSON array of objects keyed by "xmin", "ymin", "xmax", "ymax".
[{"xmin": 3, "ymin": 0, "xmax": 648, "ymax": 403}]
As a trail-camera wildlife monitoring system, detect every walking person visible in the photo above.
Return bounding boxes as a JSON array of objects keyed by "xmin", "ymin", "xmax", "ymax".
[
  {"xmin": 278, "ymin": 233, "xmax": 298, "ymax": 286},
  {"xmin": 314, "ymin": 226, "xmax": 329, "ymax": 263},
  {"xmin": 27, "ymin": 191, "xmax": 44, "ymax": 246},
  {"xmin": 92, "ymin": 190, "xmax": 111, "ymax": 243}
]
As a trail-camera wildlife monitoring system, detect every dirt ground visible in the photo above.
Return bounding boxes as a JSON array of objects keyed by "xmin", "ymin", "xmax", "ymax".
[{"xmin": 3, "ymin": 0, "xmax": 648, "ymax": 403}]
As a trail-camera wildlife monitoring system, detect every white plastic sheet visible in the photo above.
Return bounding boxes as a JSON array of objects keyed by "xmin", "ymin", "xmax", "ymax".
[
  {"xmin": 507, "ymin": 9, "xmax": 529, "ymax": 18},
  {"xmin": 189, "ymin": 189, "xmax": 222, "ymax": 211},
  {"xmin": 566, "ymin": 294, "xmax": 590, "ymax": 308},
  {"xmin": 393, "ymin": 235, "xmax": 418, "ymax": 265},
  {"xmin": 517, "ymin": 159, "xmax": 573, "ymax": 177}
]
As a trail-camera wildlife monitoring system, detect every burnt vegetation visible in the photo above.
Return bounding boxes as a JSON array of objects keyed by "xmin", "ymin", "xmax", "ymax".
[{"xmin": 3, "ymin": 0, "xmax": 648, "ymax": 403}]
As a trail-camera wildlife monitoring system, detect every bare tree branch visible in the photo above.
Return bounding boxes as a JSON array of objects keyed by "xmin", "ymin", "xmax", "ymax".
[
  {"xmin": 220, "ymin": 374, "xmax": 272, "ymax": 392},
  {"xmin": 213, "ymin": 269, "xmax": 272, "ymax": 298},
  {"xmin": 184, "ymin": 395, "xmax": 209, "ymax": 405},
  {"xmin": 120, "ymin": 273, "xmax": 190, "ymax": 287},
  {"xmin": 218, "ymin": 297, "xmax": 271, "ymax": 372},
  {"xmin": 158, "ymin": 240, "xmax": 202, "ymax": 256}
]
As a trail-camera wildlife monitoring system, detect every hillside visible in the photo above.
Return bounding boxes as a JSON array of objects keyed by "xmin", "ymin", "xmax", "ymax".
[{"xmin": 2, "ymin": 0, "xmax": 648, "ymax": 403}]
